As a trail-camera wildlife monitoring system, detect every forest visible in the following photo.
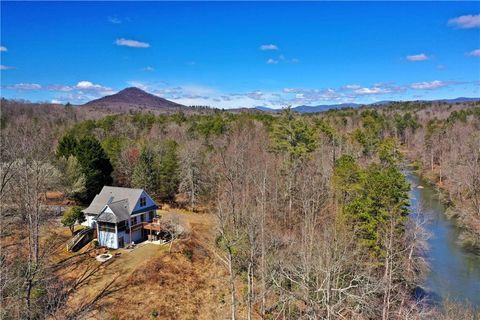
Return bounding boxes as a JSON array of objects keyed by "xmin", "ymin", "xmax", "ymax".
[{"xmin": 1, "ymin": 99, "xmax": 480, "ymax": 319}]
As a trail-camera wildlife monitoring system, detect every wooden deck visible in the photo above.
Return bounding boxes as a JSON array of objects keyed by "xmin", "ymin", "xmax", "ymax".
[{"xmin": 142, "ymin": 218, "xmax": 163, "ymax": 231}]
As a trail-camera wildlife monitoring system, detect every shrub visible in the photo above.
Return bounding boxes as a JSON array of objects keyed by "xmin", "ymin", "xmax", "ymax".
[{"xmin": 183, "ymin": 248, "xmax": 193, "ymax": 262}]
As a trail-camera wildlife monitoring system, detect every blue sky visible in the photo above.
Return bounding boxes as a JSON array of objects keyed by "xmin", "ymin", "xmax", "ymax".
[{"xmin": 1, "ymin": 1, "xmax": 479, "ymax": 108}]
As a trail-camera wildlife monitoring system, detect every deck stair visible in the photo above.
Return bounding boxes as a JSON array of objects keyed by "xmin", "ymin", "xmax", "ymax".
[{"xmin": 67, "ymin": 227, "xmax": 94, "ymax": 252}]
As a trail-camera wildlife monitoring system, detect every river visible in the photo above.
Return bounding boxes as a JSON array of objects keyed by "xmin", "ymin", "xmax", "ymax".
[{"xmin": 406, "ymin": 172, "xmax": 480, "ymax": 307}]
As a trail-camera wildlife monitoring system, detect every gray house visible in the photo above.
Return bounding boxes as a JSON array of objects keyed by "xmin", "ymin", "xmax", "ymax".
[{"xmin": 82, "ymin": 186, "xmax": 158, "ymax": 249}]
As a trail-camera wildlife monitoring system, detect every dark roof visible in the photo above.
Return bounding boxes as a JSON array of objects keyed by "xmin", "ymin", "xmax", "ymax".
[
  {"xmin": 83, "ymin": 186, "xmax": 145, "ymax": 215},
  {"xmin": 84, "ymin": 186, "xmax": 158, "ymax": 224},
  {"xmin": 95, "ymin": 199, "xmax": 131, "ymax": 223}
]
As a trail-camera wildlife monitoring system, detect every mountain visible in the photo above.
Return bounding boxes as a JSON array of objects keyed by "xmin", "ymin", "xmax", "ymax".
[
  {"xmin": 82, "ymin": 88, "xmax": 479, "ymax": 115},
  {"xmin": 293, "ymin": 103, "xmax": 359, "ymax": 113},
  {"xmin": 84, "ymin": 87, "xmax": 185, "ymax": 111},
  {"xmin": 435, "ymin": 97, "xmax": 480, "ymax": 103},
  {"xmin": 256, "ymin": 98, "xmax": 480, "ymax": 114},
  {"xmin": 255, "ymin": 103, "xmax": 359, "ymax": 113},
  {"xmin": 255, "ymin": 106, "xmax": 280, "ymax": 113}
]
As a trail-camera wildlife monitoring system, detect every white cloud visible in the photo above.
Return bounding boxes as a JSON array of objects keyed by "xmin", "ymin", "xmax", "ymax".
[
  {"xmin": 6, "ymin": 81, "xmax": 116, "ymax": 104},
  {"xmin": 0, "ymin": 46, "xmax": 7, "ymax": 52},
  {"xmin": 108, "ymin": 16, "xmax": 122, "ymax": 24},
  {"xmin": 283, "ymin": 88, "xmax": 300, "ymax": 93},
  {"xmin": 48, "ymin": 81, "xmax": 115, "ymax": 96},
  {"xmin": 143, "ymin": 66, "xmax": 155, "ymax": 71},
  {"xmin": 5, "ymin": 83, "xmax": 42, "ymax": 90},
  {"xmin": 467, "ymin": 49, "xmax": 480, "ymax": 57},
  {"xmin": 76, "ymin": 81, "xmax": 103, "ymax": 89},
  {"xmin": 354, "ymin": 87, "xmax": 390, "ymax": 95},
  {"xmin": 51, "ymin": 99, "xmax": 62, "ymax": 104},
  {"xmin": 47, "ymin": 84, "xmax": 74, "ymax": 92},
  {"xmin": 181, "ymin": 85, "xmax": 217, "ymax": 97},
  {"xmin": 0, "ymin": 65, "xmax": 14, "ymax": 70},
  {"xmin": 74, "ymin": 81, "xmax": 115, "ymax": 95},
  {"xmin": 344, "ymin": 84, "xmax": 361, "ymax": 90},
  {"xmin": 267, "ymin": 54, "xmax": 298, "ymax": 64},
  {"xmin": 247, "ymin": 91, "xmax": 264, "ymax": 100},
  {"xmin": 115, "ymin": 38, "xmax": 150, "ymax": 48},
  {"xmin": 410, "ymin": 80, "xmax": 447, "ymax": 90},
  {"xmin": 260, "ymin": 44, "xmax": 279, "ymax": 51},
  {"xmin": 448, "ymin": 14, "xmax": 480, "ymax": 29},
  {"xmin": 406, "ymin": 53, "xmax": 429, "ymax": 61}
]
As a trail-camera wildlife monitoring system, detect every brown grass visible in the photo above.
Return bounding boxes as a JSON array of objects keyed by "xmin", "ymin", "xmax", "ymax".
[{"xmin": 64, "ymin": 211, "xmax": 230, "ymax": 320}]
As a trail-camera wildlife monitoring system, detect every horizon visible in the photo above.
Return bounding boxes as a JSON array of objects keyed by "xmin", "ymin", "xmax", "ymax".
[
  {"xmin": 1, "ymin": 2, "xmax": 479, "ymax": 108},
  {"xmin": 5, "ymin": 85, "xmax": 477, "ymax": 110}
]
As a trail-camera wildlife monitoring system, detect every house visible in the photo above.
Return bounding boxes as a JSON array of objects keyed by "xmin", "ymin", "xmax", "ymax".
[{"xmin": 82, "ymin": 186, "xmax": 158, "ymax": 249}]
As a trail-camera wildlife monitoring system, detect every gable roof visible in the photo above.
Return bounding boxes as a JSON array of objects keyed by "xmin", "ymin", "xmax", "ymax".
[
  {"xmin": 83, "ymin": 186, "xmax": 145, "ymax": 215},
  {"xmin": 95, "ymin": 199, "xmax": 131, "ymax": 223}
]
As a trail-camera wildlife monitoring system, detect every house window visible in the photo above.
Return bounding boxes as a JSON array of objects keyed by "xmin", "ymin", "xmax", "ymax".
[
  {"xmin": 140, "ymin": 197, "xmax": 146, "ymax": 207},
  {"xmin": 140, "ymin": 214, "xmax": 145, "ymax": 223},
  {"xmin": 131, "ymin": 216, "xmax": 137, "ymax": 226},
  {"xmin": 98, "ymin": 222, "xmax": 116, "ymax": 232},
  {"xmin": 149, "ymin": 211, "xmax": 155, "ymax": 221}
]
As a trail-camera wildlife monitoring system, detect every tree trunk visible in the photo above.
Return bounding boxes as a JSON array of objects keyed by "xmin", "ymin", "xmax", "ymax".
[{"xmin": 228, "ymin": 248, "xmax": 237, "ymax": 320}]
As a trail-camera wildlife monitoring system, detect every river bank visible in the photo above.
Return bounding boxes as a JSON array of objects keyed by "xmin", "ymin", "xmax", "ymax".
[
  {"xmin": 407, "ymin": 162, "xmax": 480, "ymax": 253},
  {"xmin": 406, "ymin": 171, "xmax": 480, "ymax": 307}
]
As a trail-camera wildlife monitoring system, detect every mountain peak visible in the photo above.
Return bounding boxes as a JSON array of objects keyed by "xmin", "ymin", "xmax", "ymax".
[
  {"xmin": 83, "ymin": 87, "xmax": 184, "ymax": 110},
  {"xmin": 118, "ymin": 87, "xmax": 148, "ymax": 94}
]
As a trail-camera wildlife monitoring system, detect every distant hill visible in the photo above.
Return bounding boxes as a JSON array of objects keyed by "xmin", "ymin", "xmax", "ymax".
[
  {"xmin": 256, "ymin": 98, "xmax": 480, "ymax": 114},
  {"xmin": 435, "ymin": 97, "xmax": 480, "ymax": 103},
  {"xmin": 293, "ymin": 103, "xmax": 359, "ymax": 113},
  {"xmin": 256, "ymin": 103, "xmax": 360, "ymax": 113},
  {"xmin": 84, "ymin": 87, "xmax": 185, "ymax": 112}
]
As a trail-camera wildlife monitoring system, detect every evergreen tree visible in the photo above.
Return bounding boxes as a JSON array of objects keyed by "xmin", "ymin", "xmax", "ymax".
[
  {"xmin": 131, "ymin": 146, "xmax": 159, "ymax": 196},
  {"xmin": 271, "ymin": 108, "xmax": 316, "ymax": 162},
  {"xmin": 56, "ymin": 133, "xmax": 78, "ymax": 158},
  {"xmin": 378, "ymin": 138, "xmax": 402, "ymax": 166},
  {"xmin": 333, "ymin": 155, "xmax": 361, "ymax": 203},
  {"xmin": 61, "ymin": 155, "xmax": 87, "ymax": 200},
  {"xmin": 75, "ymin": 136, "xmax": 113, "ymax": 202},
  {"xmin": 343, "ymin": 164, "xmax": 410, "ymax": 256},
  {"xmin": 353, "ymin": 110, "xmax": 386, "ymax": 156},
  {"xmin": 61, "ymin": 206, "xmax": 86, "ymax": 235},
  {"xmin": 270, "ymin": 109, "xmax": 317, "ymax": 218},
  {"xmin": 158, "ymin": 140, "xmax": 180, "ymax": 202}
]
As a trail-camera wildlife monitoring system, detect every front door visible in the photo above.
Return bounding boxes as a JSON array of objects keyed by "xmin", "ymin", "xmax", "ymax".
[{"xmin": 118, "ymin": 236, "xmax": 125, "ymax": 248}]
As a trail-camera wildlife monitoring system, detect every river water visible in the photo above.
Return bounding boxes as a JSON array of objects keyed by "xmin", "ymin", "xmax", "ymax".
[{"xmin": 406, "ymin": 172, "xmax": 480, "ymax": 307}]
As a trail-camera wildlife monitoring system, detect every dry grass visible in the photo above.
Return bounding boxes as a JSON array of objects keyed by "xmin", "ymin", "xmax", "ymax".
[{"xmin": 64, "ymin": 211, "xmax": 230, "ymax": 320}]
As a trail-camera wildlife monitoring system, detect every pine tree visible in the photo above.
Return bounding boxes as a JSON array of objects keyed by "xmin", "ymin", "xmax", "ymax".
[
  {"xmin": 56, "ymin": 133, "xmax": 78, "ymax": 158},
  {"xmin": 343, "ymin": 164, "xmax": 410, "ymax": 256},
  {"xmin": 75, "ymin": 136, "xmax": 113, "ymax": 202},
  {"xmin": 131, "ymin": 146, "xmax": 159, "ymax": 196},
  {"xmin": 62, "ymin": 155, "xmax": 87, "ymax": 200},
  {"xmin": 61, "ymin": 206, "xmax": 86, "ymax": 235},
  {"xmin": 270, "ymin": 108, "xmax": 316, "ymax": 162}
]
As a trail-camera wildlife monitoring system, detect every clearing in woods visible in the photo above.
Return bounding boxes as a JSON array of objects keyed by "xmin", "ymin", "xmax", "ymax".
[{"xmin": 65, "ymin": 211, "xmax": 230, "ymax": 320}]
